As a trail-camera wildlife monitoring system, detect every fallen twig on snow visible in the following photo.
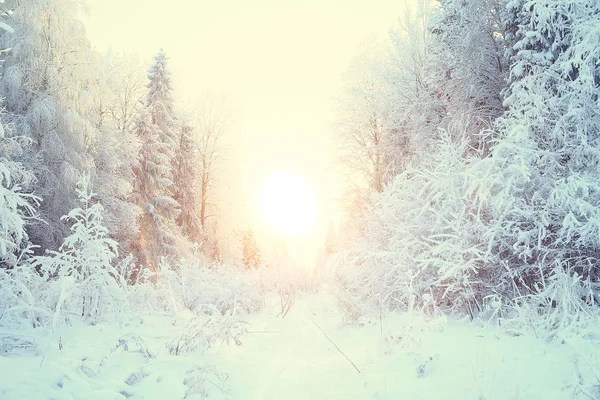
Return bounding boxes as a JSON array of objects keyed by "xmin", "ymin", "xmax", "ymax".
[{"xmin": 311, "ymin": 319, "xmax": 361, "ymax": 374}]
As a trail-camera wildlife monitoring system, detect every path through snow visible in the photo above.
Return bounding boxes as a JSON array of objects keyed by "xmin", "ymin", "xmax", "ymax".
[{"xmin": 1, "ymin": 289, "xmax": 599, "ymax": 399}]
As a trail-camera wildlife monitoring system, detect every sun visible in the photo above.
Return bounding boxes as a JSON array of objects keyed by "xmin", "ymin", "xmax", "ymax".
[{"xmin": 259, "ymin": 170, "xmax": 317, "ymax": 236}]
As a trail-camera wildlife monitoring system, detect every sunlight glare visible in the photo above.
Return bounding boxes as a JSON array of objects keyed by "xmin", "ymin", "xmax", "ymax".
[{"xmin": 260, "ymin": 171, "xmax": 317, "ymax": 236}]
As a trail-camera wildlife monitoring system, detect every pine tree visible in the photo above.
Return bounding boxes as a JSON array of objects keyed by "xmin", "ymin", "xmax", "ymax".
[
  {"xmin": 133, "ymin": 111, "xmax": 180, "ymax": 267},
  {"xmin": 132, "ymin": 49, "xmax": 182, "ymax": 266},
  {"xmin": 174, "ymin": 124, "xmax": 202, "ymax": 243},
  {"xmin": 242, "ymin": 230, "xmax": 261, "ymax": 269},
  {"xmin": 146, "ymin": 49, "xmax": 179, "ymax": 166}
]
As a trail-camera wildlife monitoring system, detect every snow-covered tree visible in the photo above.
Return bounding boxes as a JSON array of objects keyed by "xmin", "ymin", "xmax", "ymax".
[
  {"xmin": 333, "ymin": 132, "xmax": 489, "ymax": 315},
  {"xmin": 133, "ymin": 49, "xmax": 182, "ymax": 266},
  {"xmin": 0, "ymin": 116, "xmax": 37, "ymax": 268},
  {"xmin": 335, "ymin": 1, "xmax": 445, "ymax": 201},
  {"xmin": 146, "ymin": 49, "xmax": 179, "ymax": 167},
  {"xmin": 335, "ymin": 39, "xmax": 393, "ymax": 195},
  {"xmin": 334, "ymin": 1, "xmax": 446, "ymax": 244},
  {"xmin": 89, "ymin": 125, "xmax": 141, "ymax": 262},
  {"xmin": 133, "ymin": 111, "xmax": 180, "ymax": 267},
  {"xmin": 0, "ymin": 0, "xmax": 98, "ymax": 251},
  {"xmin": 0, "ymin": 12, "xmax": 36, "ymax": 265},
  {"xmin": 97, "ymin": 51, "xmax": 146, "ymax": 132},
  {"xmin": 472, "ymin": 0, "xmax": 600, "ymax": 297},
  {"xmin": 89, "ymin": 52, "xmax": 143, "ymax": 263},
  {"xmin": 173, "ymin": 124, "xmax": 203, "ymax": 243},
  {"xmin": 428, "ymin": 0, "xmax": 508, "ymax": 153},
  {"xmin": 242, "ymin": 230, "xmax": 261, "ymax": 269},
  {"xmin": 173, "ymin": 95, "xmax": 229, "ymax": 256},
  {"xmin": 32, "ymin": 178, "xmax": 126, "ymax": 325},
  {"xmin": 194, "ymin": 96, "xmax": 229, "ymax": 233},
  {"xmin": 383, "ymin": 0, "xmax": 446, "ymax": 170}
]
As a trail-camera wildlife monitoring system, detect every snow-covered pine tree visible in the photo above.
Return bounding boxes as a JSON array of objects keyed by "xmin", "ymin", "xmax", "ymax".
[
  {"xmin": 32, "ymin": 178, "xmax": 126, "ymax": 325},
  {"xmin": 174, "ymin": 124, "xmax": 203, "ymax": 243},
  {"xmin": 133, "ymin": 50, "xmax": 182, "ymax": 267},
  {"xmin": 146, "ymin": 49, "xmax": 180, "ymax": 168},
  {"xmin": 133, "ymin": 111, "xmax": 180, "ymax": 267},
  {"xmin": 242, "ymin": 230, "xmax": 261, "ymax": 269},
  {"xmin": 0, "ymin": 0, "xmax": 98, "ymax": 252}
]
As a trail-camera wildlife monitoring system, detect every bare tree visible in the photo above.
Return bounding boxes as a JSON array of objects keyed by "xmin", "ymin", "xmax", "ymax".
[
  {"xmin": 192, "ymin": 95, "xmax": 230, "ymax": 231},
  {"xmin": 98, "ymin": 51, "xmax": 146, "ymax": 132},
  {"xmin": 335, "ymin": 37, "xmax": 391, "ymax": 195}
]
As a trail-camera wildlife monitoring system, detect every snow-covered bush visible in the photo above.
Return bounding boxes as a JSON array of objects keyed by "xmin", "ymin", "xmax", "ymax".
[
  {"xmin": 127, "ymin": 258, "xmax": 264, "ymax": 316},
  {"xmin": 31, "ymin": 178, "xmax": 127, "ymax": 326},
  {"xmin": 184, "ymin": 364, "xmax": 229, "ymax": 399},
  {"xmin": 0, "ymin": 163, "xmax": 41, "ymax": 329},
  {"xmin": 0, "ymin": 253, "xmax": 51, "ymax": 328},
  {"xmin": 502, "ymin": 263, "xmax": 600, "ymax": 342},
  {"xmin": 167, "ymin": 305, "xmax": 248, "ymax": 356},
  {"xmin": 0, "ymin": 105, "xmax": 44, "ymax": 331},
  {"xmin": 332, "ymin": 132, "xmax": 489, "ymax": 317},
  {"xmin": 0, "ymin": 116, "xmax": 37, "ymax": 268}
]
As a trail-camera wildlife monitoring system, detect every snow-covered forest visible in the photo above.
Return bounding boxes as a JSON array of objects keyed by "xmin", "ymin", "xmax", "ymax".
[{"xmin": 1, "ymin": 0, "xmax": 600, "ymax": 399}]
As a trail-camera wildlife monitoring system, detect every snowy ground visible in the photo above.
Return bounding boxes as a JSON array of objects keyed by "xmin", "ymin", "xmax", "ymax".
[{"xmin": 1, "ymin": 288, "xmax": 599, "ymax": 400}]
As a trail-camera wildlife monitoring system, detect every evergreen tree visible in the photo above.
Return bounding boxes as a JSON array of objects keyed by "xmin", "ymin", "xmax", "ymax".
[
  {"xmin": 132, "ymin": 49, "xmax": 182, "ymax": 266},
  {"xmin": 133, "ymin": 111, "xmax": 180, "ymax": 267},
  {"xmin": 242, "ymin": 230, "xmax": 261, "ymax": 269},
  {"xmin": 174, "ymin": 124, "xmax": 202, "ymax": 243},
  {"xmin": 146, "ymin": 49, "xmax": 179, "ymax": 167}
]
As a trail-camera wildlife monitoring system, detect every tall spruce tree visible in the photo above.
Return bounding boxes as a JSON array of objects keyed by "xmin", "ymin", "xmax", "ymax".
[
  {"xmin": 133, "ymin": 50, "xmax": 181, "ymax": 266},
  {"xmin": 173, "ymin": 124, "xmax": 202, "ymax": 243}
]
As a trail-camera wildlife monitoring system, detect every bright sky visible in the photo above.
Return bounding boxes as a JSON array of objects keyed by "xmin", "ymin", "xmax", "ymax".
[{"xmin": 82, "ymin": 0, "xmax": 408, "ymax": 266}]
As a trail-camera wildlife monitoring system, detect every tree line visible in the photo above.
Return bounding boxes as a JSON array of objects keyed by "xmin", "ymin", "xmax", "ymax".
[{"xmin": 0, "ymin": 1, "xmax": 226, "ymax": 274}]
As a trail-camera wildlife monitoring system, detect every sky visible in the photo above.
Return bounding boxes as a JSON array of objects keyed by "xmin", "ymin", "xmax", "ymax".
[{"xmin": 81, "ymin": 0, "xmax": 409, "ymax": 266}]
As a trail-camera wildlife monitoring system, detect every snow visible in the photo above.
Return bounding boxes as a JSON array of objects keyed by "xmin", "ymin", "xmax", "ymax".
[{"xmin": 2, "ymin": 286, "xmax": 599, "ymax": 400}]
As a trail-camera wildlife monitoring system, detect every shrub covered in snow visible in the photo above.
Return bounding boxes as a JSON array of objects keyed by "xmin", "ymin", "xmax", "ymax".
[
  {"xmin": 167, "ymin": 304, "xmax": 248, "ymax": 356},
  {"xmin": 31, "ymin": 178, "xmax": 128, "ymax": 327},
  {"xmin": 127, "ymin": 258, "xmax": 264, "ymax": 317},
  {"xmin": 331, "ymin": 132, "xmax": 489, "ymax": 317}
]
